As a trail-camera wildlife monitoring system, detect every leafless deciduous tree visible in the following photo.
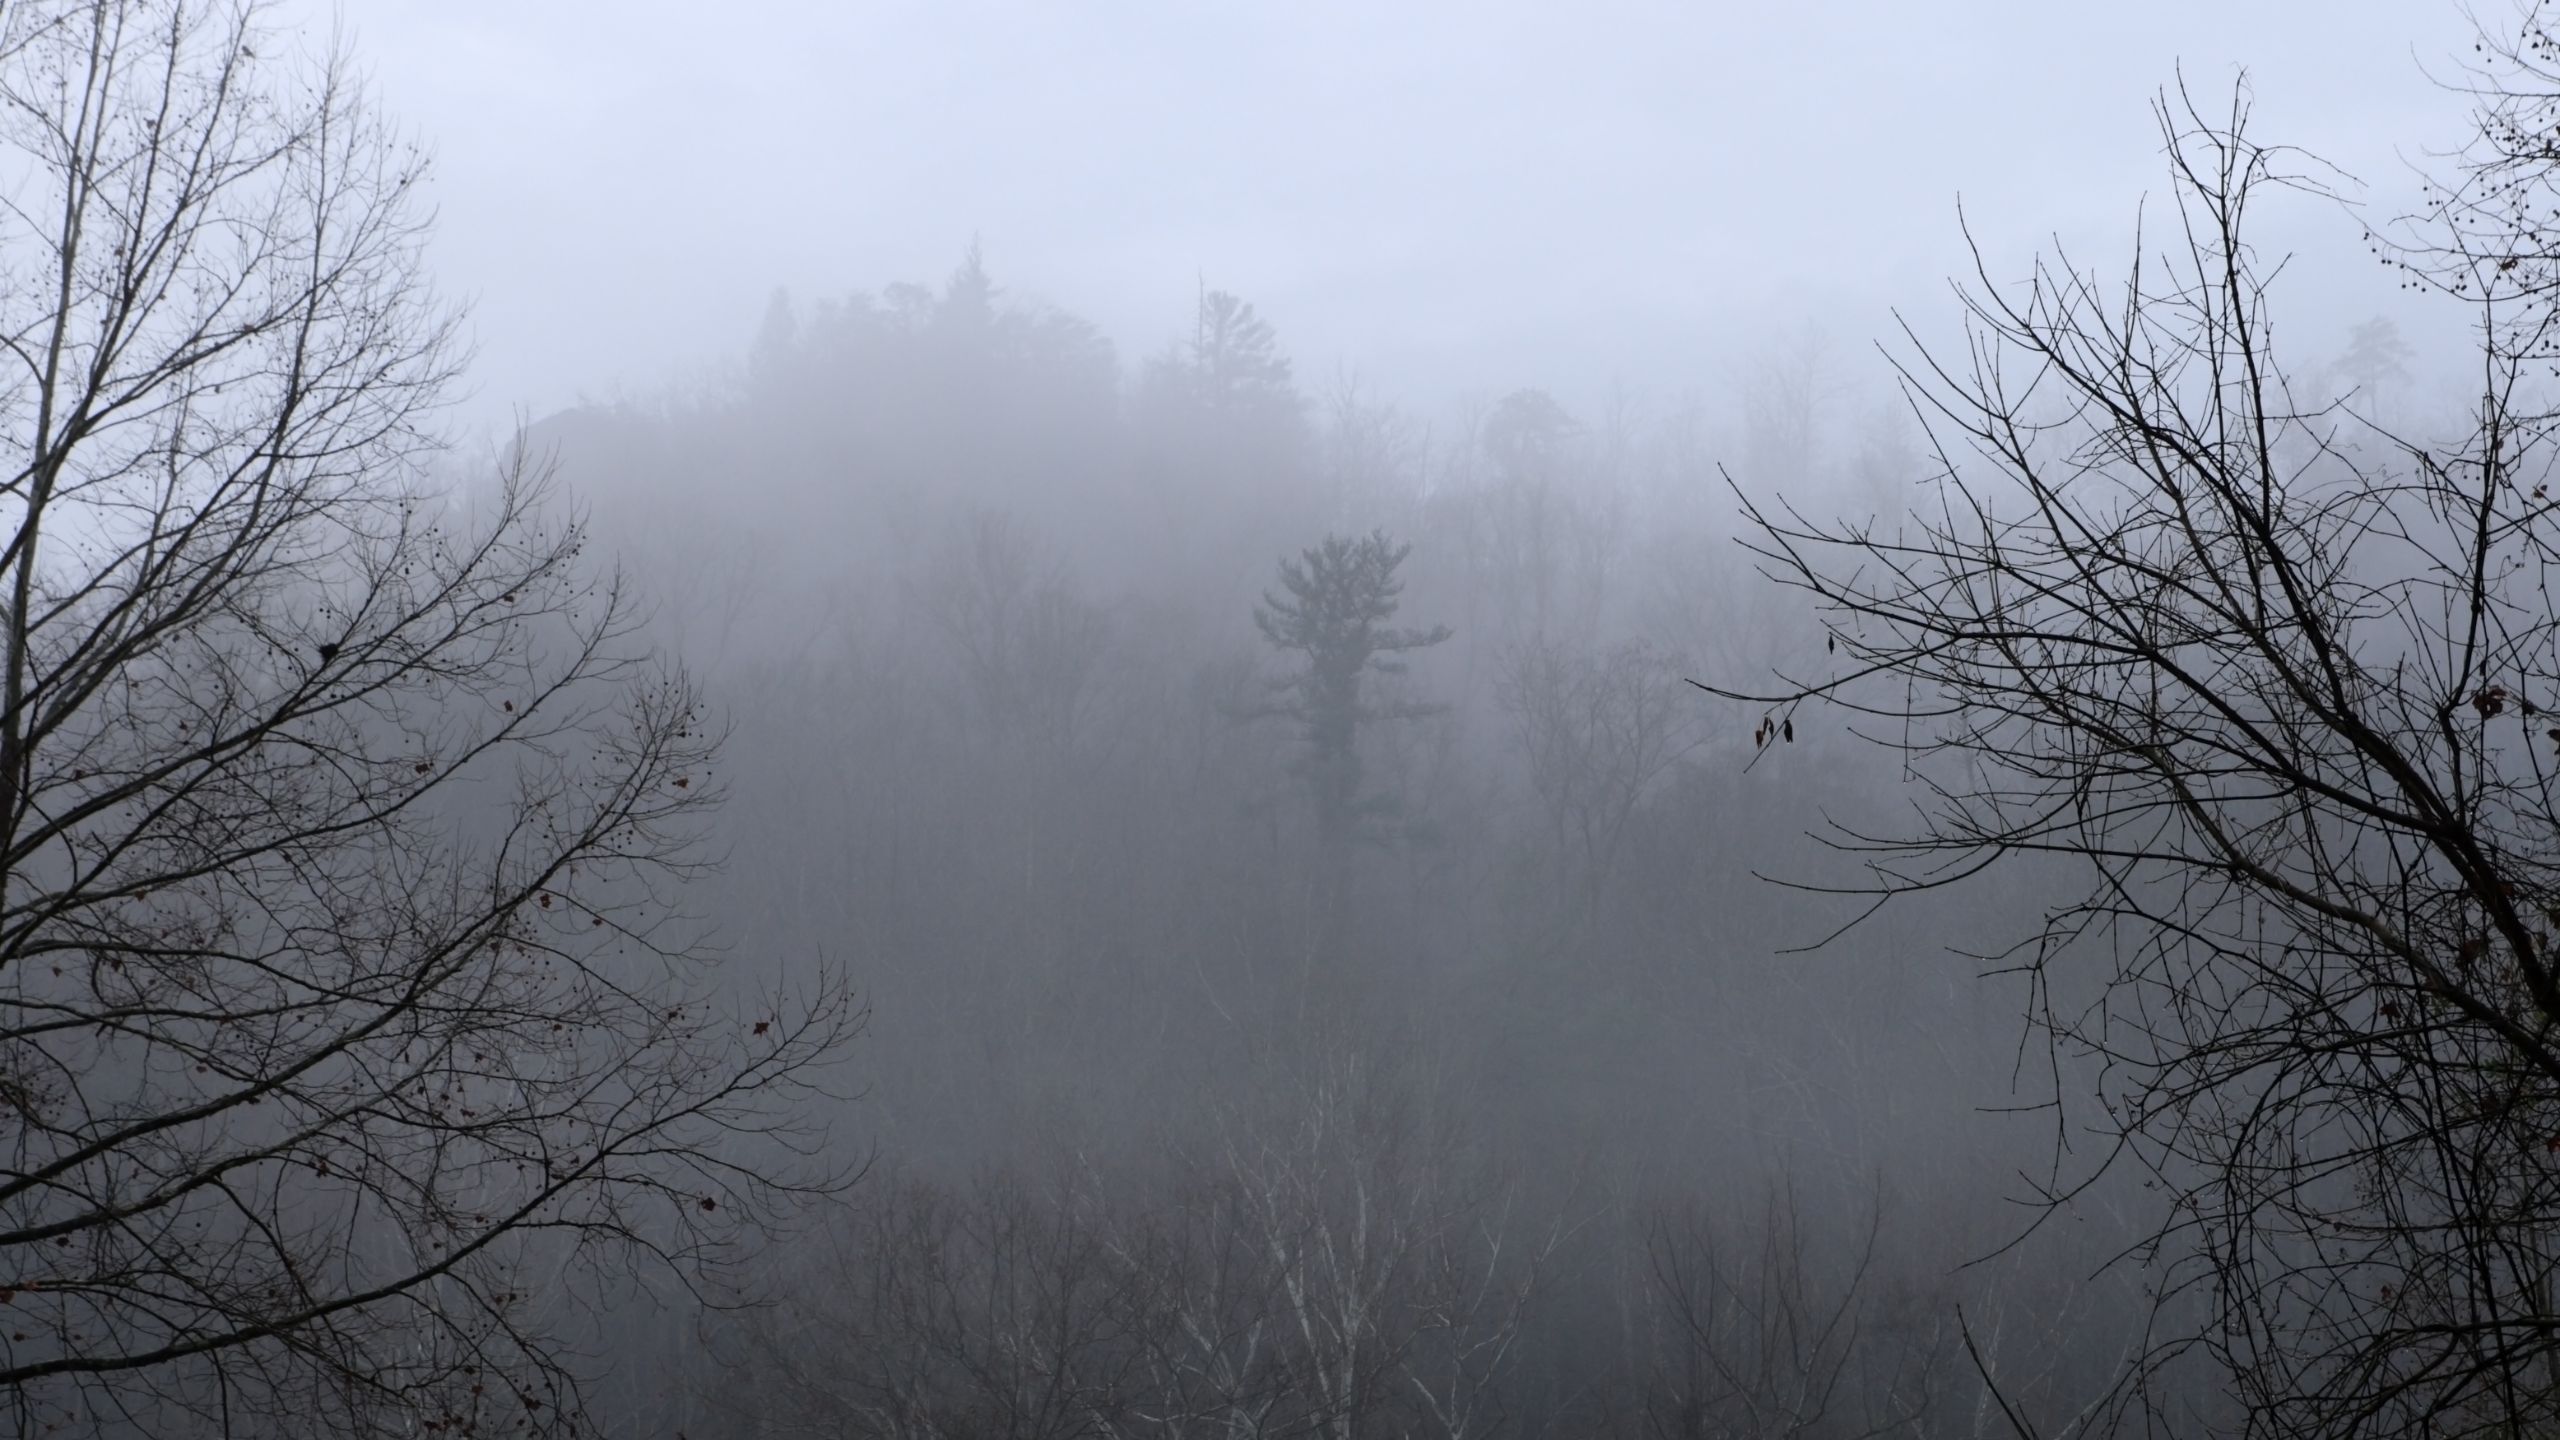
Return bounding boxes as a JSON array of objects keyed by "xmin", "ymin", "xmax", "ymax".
[
  {"xmin": 1497, "ymin": 640, "xmax": 1702, "ymax": 919},
  {"xmin": 1710, "ymin": 75, "xmax": 2560, "ymax": 1437},
  {"xmin": 734, "ymin": 1170, "xmax": 1160, "ymax": 1440},
  {"xmin": 1203, "ymin": 1051, "xmax": 1566, "ymax": 1440},
  {"xmin": 734, "ymin": 1052, "xmax": 1567, "ymax": 1440},
  {"xmin": 0, "ymin": 3, "xmax": 859, "ymax": 1433},
  {"xmin": 1630, "ymin": 1185, "xmax": 1943, "ymax": 1440},
  {"xmin": 910, "ymin": 509, "xmax": 1115, "ymax": 756}
]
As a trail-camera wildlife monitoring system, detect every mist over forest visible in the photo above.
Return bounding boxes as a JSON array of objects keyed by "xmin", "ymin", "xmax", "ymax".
[
  {"xmin": 543, "ymin": 249, "xmax": 2105, "ymax": 1435},
  {"xmin": 8, "ymin": 2, "xmax": 2560, "ymax": 1437}
]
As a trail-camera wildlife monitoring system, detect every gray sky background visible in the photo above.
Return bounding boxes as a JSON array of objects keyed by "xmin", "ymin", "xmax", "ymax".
[{"xmin": 308, "ymin": 1, "xmax": 2487, "ymax": 442}]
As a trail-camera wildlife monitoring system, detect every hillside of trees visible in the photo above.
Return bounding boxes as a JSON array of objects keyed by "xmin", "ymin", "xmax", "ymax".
[{"xmin": 9, "ymin": 2, "xmax": 2557, "ymax": 1437}]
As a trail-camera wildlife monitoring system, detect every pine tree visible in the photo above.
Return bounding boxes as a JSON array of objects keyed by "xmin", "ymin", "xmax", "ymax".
[{"xmin": 1252, "ymin": 532, "xmax": 1451, "ymax": 845}]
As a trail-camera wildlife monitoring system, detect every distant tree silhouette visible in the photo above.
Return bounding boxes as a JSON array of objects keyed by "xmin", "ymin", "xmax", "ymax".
[
  {"xmin": 2332, "ymin": 315, "xmax": 2414, "ymax": 420},
  {"xmin": 1186, "ymin": 287, "xmax": 1298, "ymax": 420},
  {"xmin": 1143, "ymin": 284, "xmax": 1309, "ymax": 480},
  {"xmin": 1252, "ymin": 532, "xmax": 1451, "ymax": 847},
  {"xmin": 1483, "ymin": 388, "xmax": 1582, "ymax": 485}
]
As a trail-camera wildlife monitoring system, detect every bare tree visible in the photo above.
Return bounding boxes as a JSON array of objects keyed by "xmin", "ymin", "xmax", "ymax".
[
  {"xmin": 736, "ymin": 1047, "xmax": 1571, "ymax": 1440},
  {"xmin": 1196, "ymin": 1048, "xmax": 1563, "ymax": 1440},
  {"xmin": 1496, "ymin": 640, "xmax": 1703, "ymax": 920},
  {"xmin": 1633, "ymin": 1185, "xmax": 1942, "ymax": 1440},
  {"xmin": 0, "ymin": 4, "xmax": 858, "ymax": 1433},
  {"xmin": 731, "ymin": 1170, "xmax": 1156, "ymax": 1440},
  {"xmin": 1398, "ymin": 1167, "xmax": 1570, "ymax": 1440},
  {"xmin": 909, "ymin": 508, "xmax": 1115, "ymax": 757},
  {"xmin": 1110, "ymin": 1168, "xmax": 1303, "ymax": 1440},
  {"xmin": 1440, "ymin": 391, "xmax": 1626, "ymax": 653},
  {"xmin": 1710, "ymin": 76, "xmax": 2560, "ymax": 1437},
  {"xmin": 1315, "ymin": 376, "xmax": 1429, "ymax": 535}
]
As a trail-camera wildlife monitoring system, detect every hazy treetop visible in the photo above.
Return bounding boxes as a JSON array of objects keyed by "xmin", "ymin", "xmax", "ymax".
[{"xmin": 315, "ymin": 0, "xmax": 2478, "ymax": 439}]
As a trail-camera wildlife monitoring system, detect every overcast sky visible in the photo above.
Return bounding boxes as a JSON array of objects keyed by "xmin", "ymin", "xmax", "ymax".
[{"xmin": 308, "ymin": 1, "xmax": 2484, "ymax": 440}]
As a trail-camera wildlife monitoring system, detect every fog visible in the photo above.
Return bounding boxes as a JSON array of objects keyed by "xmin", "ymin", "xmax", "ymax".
[
  {"xmin": 6, "ymin": 1, "xmax": 2554, "ymax": 1436},
  {"xmin": 322, "ymin": 1, "xmax": 2547, "ymax": 1433},
  {"xmin": 317, "ymin": 1, "xmax": 2472, "ymax": 438}
]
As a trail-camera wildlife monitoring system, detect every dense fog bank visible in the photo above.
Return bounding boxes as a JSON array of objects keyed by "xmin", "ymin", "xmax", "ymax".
[
  {"xmin": 524, "ymin": 253, "xmax": 2179, "ymax": 1436},
  {"xmin": 9, "ymin": 1, "xmax": 2541, "ymax": 1433}
]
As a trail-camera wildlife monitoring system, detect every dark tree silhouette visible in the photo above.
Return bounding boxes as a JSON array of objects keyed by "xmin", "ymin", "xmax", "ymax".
[
  {"xmin": 1185, "ymin": 288, "xmax": 1298, "ymax": 422},
  {"xmin": 1253, "ymin": 532, "xmax": 1450, "ymax": 848},
  {"xmin": 2331, "ymin": 316, "xmax": 2413, "ymax": 411},
  {"xmin": 1713, "ymin": 79, "xmax": 2560, "ymax": 1438},
  {"xmin": 0, "ymin": 4, "xmax": 859, "ymax": 1434}
]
